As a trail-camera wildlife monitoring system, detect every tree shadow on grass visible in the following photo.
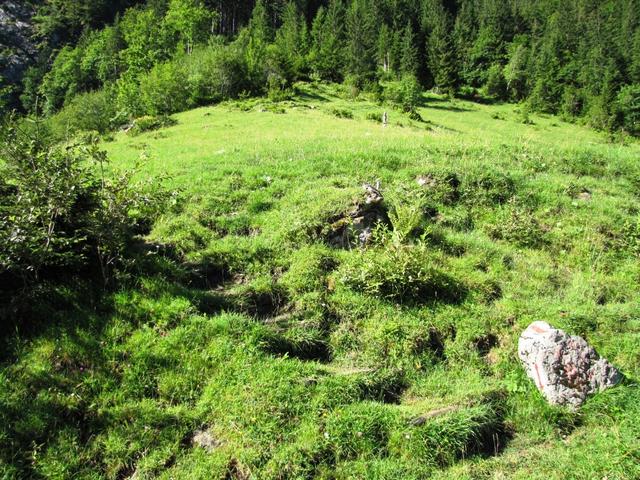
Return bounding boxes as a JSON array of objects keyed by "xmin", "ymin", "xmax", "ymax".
[
  {"xmin": 426, "ymin": 104, "xmax": 476, "ymax": 113},
  {"xmin": 295, "ymin": 89, "xmax": 331, "ymax": 103}
]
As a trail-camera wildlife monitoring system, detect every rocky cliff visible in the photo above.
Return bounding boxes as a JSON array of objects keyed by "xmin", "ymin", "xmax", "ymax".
[{"xmin": 0, "ymin": 1, "xmax": 36, "ymax": 107}]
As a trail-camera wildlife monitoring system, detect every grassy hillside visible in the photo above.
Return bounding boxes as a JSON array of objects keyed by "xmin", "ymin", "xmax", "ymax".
[{"xmin": 2, "ymin": 84, "xmax": 640, "ymax": 479}]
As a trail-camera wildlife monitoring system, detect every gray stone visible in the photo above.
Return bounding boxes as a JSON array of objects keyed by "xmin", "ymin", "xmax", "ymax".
[
  {"xmin": 518, "ymin": 321, "xmax": 621, "ymax": 408},
  {"xmin": 0, "ymin": 1, "xmax": 36, "ymax": 85},
  {"xmin": 192, "ymin": 429, "xmax": 221, "ymax": 452},
  {"xmin": 326, "ymin": 183, "xmax": 389, "ymax": 248},
  {"xmin": 362, "ymin": 182, "xmax": 383, "ymax": 205}
]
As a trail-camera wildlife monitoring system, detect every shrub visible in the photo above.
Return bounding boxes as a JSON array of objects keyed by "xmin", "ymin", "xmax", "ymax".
[
  {"xmin": 139, "ymin": 61, "xmax": 190, "ymax": 115},
  {"xmin": 485, "ymin": 64, "xmax": 507, "ymax": 100},
  {"xmin": 331, "ymin": 108, "xmax": 354, "ymax": 119},
  {"xmin": 561, "ymin": 86, "xmax": 584, "ymax": 118},
  {"xmin": 614, "ymin": 84, "xmax": 640, "ymax": 136},
  {"xmin": 40, "ymin": 46, "xmax": 85, "ymax": 114},
  {"xmin": 0, "ymin": 120, "xmax": 170, "ymax": 292},
  {"xmin": 384, "ymin": 75, "xmax": 422, "ymax": 113},
  {"xmin": 407, "ymin": 109, "xmax": 424, "ymax": 122},
  {"xmin": 366, "ymin": 112, "xmax": 383, "ymax": 123},
  {"xmin": 185, "ymin": 44, "xmax": 250, "ymax": 106},
  {"xmin": 343, "ymin": 74, "xmax": 363, "ymax": 99},
  {"xmin": 518, "ymin": 102, "xmax": 534, "ymax": 124},
  {"xmin": 337, "ymin": 244, "xmax": 464, "ymax": 304},
  {"xmin": 128, "ymin": 115, "xmax": 177, "ymax": 136},
  {"xmin": 457, "ymin": 86, "xmax": 478, "ymax": 100},
  {"xmin": 586, "ymin": 95, "xmax": 615, "ymax": 132},
  {"xmin": 48, "ymin": 88, "xmax": 119, "ymax": 137}
]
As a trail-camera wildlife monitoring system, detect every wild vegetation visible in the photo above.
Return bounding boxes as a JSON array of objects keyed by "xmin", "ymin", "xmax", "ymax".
[
  {"xmin": 1, "ymin": 1, "xmax": 640, "ymax": 479},
  {"xmin": 1, "ymin": 83, "xmax": 639, "ymax": 478},
  {"xmin": 2, "ymin": 0, "xmax": 640, "ymax": 137}
]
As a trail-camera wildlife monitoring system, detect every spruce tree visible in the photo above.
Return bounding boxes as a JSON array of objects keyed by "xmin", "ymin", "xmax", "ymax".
[
  {"xmin": 631, "ymin": 28, "xmax": 640, "ymax": 83},
  {"xmin": 275, "ymin": 2, "xmax": 309, "ymax": 79},
  {"xmin": 345, "ymin": 0, "xmax": 376, "ymax": 82},
  {"xmin": 309, "ymin": 1, "xmax": 345, "ymax": 81},
  {"xmin": 452, "ymin": 0, "xmax": 477, "ymax": 85},
  {"xmin": 467, "ymin": 0, "xmax": 512, "ymax": 86},
  {"xmin": 428, "ymin": 4, "xmax": 457, "ymax": 94},
  {"xmin": 245, "ymin": 0, "xmax": 272, "ymax": 84},
  {"xmin": 399, "ymin": 22, "xmax": 418, "ymax": 77}
]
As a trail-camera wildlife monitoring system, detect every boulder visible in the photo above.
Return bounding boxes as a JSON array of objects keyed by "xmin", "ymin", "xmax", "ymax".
[{"xmin": 518, "ymin": 321, "xmax": 621, "ymax": 408}]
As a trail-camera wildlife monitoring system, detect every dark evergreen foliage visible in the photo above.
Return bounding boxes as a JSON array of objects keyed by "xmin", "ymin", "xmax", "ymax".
[{"xmin": 5, "ymin": 0, "xmax": 640, "ymax": 135}]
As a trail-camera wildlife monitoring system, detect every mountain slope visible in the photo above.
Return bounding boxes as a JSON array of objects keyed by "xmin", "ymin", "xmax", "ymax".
[{"xmin": 2, "ymin": 86, "xmax": 639, "ymax": 478}]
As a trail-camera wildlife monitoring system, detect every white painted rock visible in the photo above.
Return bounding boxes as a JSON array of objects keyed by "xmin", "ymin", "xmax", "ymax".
[{"xmin": 518, "ymin": 321, "xmax": 621, "ymax": 408}]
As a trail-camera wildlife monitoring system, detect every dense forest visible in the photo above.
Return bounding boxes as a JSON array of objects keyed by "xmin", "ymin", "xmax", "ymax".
[{"xmin": 2, "ymin": 0, "xmax": 640, "ymax": 136}]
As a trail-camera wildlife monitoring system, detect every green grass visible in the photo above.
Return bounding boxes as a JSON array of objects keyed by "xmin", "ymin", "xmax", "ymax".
[{"xmin": 2, "ymin": 83, "xmax": 640, "ymax": 479}]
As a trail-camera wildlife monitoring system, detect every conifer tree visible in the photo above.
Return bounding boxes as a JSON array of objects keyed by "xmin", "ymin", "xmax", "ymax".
[
  {"xmin": 467, "ymin": 0, "xmax": 512, "ymax": 86},
  {"xmin": 275, "ymin": 2, "xmax": 309, "ymax": 78},
  {"xmin": 244, "ymin": 0, "xmax": 272, "ymax": 83},
  {"xmin": 399, "ymin": 22, "xmax": 418, "ymax": 77},
  {"xmin": 428, "ymin": 4, "xmax": 457, "ymax": 94},
  {"xmin": 631, "ymin": 28, "xmax": 640, "ymax": 83},
  {"xmin": 452, "ymin": 0, "xmax": 478, "ymax": 85},
  {"xmin": 309, "ymin": 1, "xmax": 345, "ymax": 81},
  {"xmin": 345, "ymin": 0, "xmax": 376, "ymax": 82}
]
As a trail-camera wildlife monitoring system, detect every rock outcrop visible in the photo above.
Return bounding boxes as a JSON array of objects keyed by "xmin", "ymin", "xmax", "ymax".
[
  {"xmin": 0, "ymin": 1, "xmax": 36, "ymax": 105},
  {"xmin": 326, "ymin": 182, "xmax": 389, "ymax": 248},
  {"xmin": 518, "ymin": 321, "xmax": 621, "ymax": 408}
]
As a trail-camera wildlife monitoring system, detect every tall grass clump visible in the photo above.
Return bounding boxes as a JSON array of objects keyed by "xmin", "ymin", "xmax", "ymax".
[{"xmin": 337, "ymin": 243, "xmax": 465, "ymax": 304}]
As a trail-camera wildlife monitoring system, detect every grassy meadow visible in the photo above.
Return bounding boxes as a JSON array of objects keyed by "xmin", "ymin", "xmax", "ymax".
[{"xmin": 2, "ymin": 83, "xmax": 640, "ymax": 479}]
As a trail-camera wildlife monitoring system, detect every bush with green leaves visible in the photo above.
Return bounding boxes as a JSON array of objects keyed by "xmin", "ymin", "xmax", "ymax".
[
  {"xmin": 139, "ymin": 60, "xmax": 191, "ymax": 115},
  {"xmin": 128, "ymin": 115, "xmax": 177, "ymax": 136},
  {"xmin": 184, "ymin": 44, "xmax": 250, "ymax": 106},
  {"xmin": 331, "ymin": 108, "xmax": 354, "ymax": 119},
  {"xmin": 384, "ymin": 75, "xmax": 422, "ymax": 113},
  {"xmin": 485, "ymin": 64, "xmax": 507, "ymax": 100},
  {"xmin": 337, "ymin": 243, "xmax": 464, "ymax": 304},
  {"xmin": 0, "ymin": 120, "xmax": 171, "ymax": 291},
  {"xmin": 614, "ymin": 84, "xmax": 640, "ymax": 136},
  {"xmin": 366, "ymin": 112, "xmax": 383, "ymax": 123},
  {"xmin": 40, "ymin": 46, "xmax": 85, "ymax": 114},
  {"xmin": 47, "ymin": 88, "xmax": 119, "ymax": 136}
]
